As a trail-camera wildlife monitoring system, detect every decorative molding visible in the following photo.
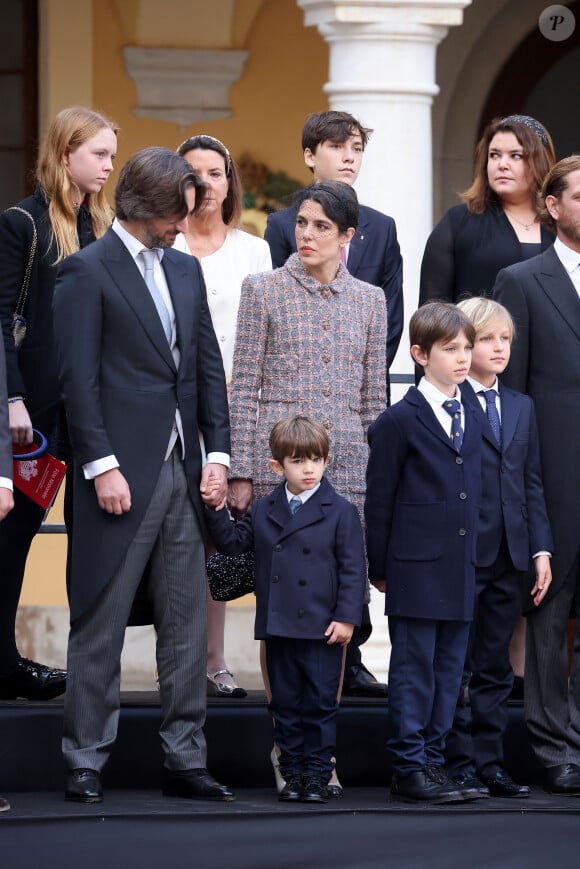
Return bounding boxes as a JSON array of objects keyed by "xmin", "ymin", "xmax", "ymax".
[{"xmin": 123, "ymin": 47, "xmax": 248, "ymax": 127}]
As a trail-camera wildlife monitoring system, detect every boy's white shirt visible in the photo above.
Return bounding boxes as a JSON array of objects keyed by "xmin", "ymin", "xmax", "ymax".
[{"xmin": 417, "ymin": 377, "xmax": 464, "ymax": 439}]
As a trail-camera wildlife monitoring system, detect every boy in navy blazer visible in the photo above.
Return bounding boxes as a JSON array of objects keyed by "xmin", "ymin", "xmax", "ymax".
[
  {"xmin": 365, "ymin": 302, "xmax": 483, "ymax": 804},
  {"xmin": 203, "ymin": 416, "xmax": 366, "ymax": 804},
  {"xmin": 446, "ymin": 298, "xmax": 552, "ymax": 798}
]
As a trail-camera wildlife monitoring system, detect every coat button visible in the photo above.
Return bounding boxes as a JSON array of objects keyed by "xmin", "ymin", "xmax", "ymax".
[
  {"xmin": 458, "ymin": 528, "xmax": 466, "ymax": 536},
  {"xmin": 303, "ymin": 547, "xmax": 311, "ymax": 554},
  {"xmin": 455, "ymin": 456, "xmax": 463, "ymax": 465},
  {"xmin": 272, "ymin": 575, "xmax": 279, "ymax": 583},
  {"xmin": 459, "ymin": 492, "xmax": 467, "ymax": 500},
  {"xmin": 275, "ymin": 544, "xmax": 282, "ymax": 551},
  {"xmin": 299, "ymin": 579, "xmax": 306, "ymax": 586},
  {"xmin": 298, "ymin": 608, "xmax": 305, "ymax": 618}
]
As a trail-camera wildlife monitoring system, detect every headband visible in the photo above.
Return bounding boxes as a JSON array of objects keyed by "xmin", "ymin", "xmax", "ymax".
[
  {"xmin": 177, "ymin": 134, "xmax": 232, "ymax": 174},
  {"xmin": 502, "ymin": 115, "xmax": 549, "ymax": 149}
]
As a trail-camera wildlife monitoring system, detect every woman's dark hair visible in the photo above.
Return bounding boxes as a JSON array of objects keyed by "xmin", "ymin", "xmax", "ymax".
[
  {"xmin": 177, "ymin": 134, "xmax": 243, "ymax": 226},
  {"xmin": 115, "ymin": 147, "xmax": 205, "ymax": 221},
  {"xmin": 294, "ymin": 180, "xmax": 359, "ymax": 233},
  {"xmin": 461, "ymin": 115, "xmax": 556, "ymax": 214}
]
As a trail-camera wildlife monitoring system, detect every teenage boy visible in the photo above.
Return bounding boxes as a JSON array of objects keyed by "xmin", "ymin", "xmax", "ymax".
[
  {"xmin": 203, "ymin": 416, "xmax": 366, "ymax": 804},
  {"xmin": 266, "ymin": 111, "xmax": 401, "ymax": 697},
  {"xmin": 445, "ymin": 297, "xmax": 552, "ymax": 799},
  {"xmin": 365, "ymin": 302, "xmax": 483, "ymax": 804}
]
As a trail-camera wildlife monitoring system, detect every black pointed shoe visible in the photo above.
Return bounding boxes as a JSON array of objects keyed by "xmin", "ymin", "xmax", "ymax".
[
  {"xmin": 301, "ymin": 776, "xmax": 329, "ymax": 803},
  {"xmin": 66, "ymin": 769, "xmax": 103, "ymax": 803},
  {"xmin": 481, "ymin": 768, "xmax": 530, "ymax": 798},
  {"xmin": 0, "ymin": 658, "xmax": 67, "ymax": 700},
  {"xmin": 163, "ymin": 768, "xmax": 235, "ymax": 802},
  {"xmin": 279, "ymin": 775, "xmax": 303, "ymax": 802}
]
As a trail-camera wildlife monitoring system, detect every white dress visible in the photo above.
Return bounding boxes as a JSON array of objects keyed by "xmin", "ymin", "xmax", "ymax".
[{"xmin": 173, "ymin": 228, "xmax": 272, "ymax": 384}]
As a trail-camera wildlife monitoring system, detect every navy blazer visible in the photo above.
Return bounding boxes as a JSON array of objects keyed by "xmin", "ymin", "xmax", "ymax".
[
  {"xmin": 205, "ymin": 477, "xmax": 366, "ymax": 640},
  {"xmin": 461, "ymin": 380, "xmax": 552, "ymax": 575},
  {"xmin": 265, "ymin": 202, "xmax": 403, "ymax": 367},
  {"xmin": 365, "ymin": 387, "xmax": 483, "ymax": 621}
]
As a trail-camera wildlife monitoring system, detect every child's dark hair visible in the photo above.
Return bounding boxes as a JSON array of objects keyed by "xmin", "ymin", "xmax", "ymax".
[
  {"xmin": 269, "ymin": 416, "xmax": 330, "ymax": 464},
  {"xmin": 410, "ymin": 301, "xmax": 476, "ymax": 357}
]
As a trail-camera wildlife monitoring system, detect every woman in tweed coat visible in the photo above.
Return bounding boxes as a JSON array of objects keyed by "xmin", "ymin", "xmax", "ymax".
[
  {"xmin": 228, "ymin": 181, "xmax": 387, "ymax": 521},
  {"xmin": 226, "ymin": 179, "xmax": 387, "ymax": 796}
]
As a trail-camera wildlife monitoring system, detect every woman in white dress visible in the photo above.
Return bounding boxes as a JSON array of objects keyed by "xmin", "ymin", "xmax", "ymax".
[{"xmin": 175, "ymin": 134, "xmax": 272, "ymax": 697}]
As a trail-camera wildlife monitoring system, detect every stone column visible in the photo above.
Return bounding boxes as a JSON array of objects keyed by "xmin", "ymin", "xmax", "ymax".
[{"xmin": 297, "ymin": 0, "xmax": 472, "ymax": 680}]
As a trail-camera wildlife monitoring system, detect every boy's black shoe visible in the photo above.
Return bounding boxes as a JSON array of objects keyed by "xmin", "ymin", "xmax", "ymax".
[
  {"xmin": 278, "ymin": 776, "xmax": 303, "ymax": 802},
  {"xmin": 481, "ymin": 768, "xmax": 530, "ymax": 798},
  {"xmin": 301, "ymin": 776, "xmax": 329, "ymax": 803},
  {"xmin": 452, "ymin": 769, "xmax": 490, "ymax": 798},
  {"xmin": 426, "ymin": 763, "xmax": 483, "ymax": 800},
  {"xmin": 390, "ymin": 768, "xmax": 464, "ymax": 804}
]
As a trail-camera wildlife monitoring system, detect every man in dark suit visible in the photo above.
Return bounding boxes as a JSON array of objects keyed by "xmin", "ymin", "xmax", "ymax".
[
  {"xmin": 265, "ymin": 112, "xmax": 402, "ymax": 698},
  {"xmin": 493, "ymin": 156, "xmax": 580, "ymax": 795},
  {"xmin": 0, "ymin": 328, "xmax": 15, "ymax": 813},
  {"xmin": 53, "ymin": 148, "xmax": 234, "ymax": 804}
]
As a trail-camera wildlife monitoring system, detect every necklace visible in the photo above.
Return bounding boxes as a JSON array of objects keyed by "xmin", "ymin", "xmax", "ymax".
[{"xmin": 504, "ymin": 209, "xmax": 538, "ymax": 231}]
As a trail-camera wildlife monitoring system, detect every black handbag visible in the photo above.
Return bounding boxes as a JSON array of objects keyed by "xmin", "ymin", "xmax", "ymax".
[
  {"xmin": 8, "ymin": 206, "xmax": 37, "ymax": 347},
  {"xmin": 206, "ymin": 550, "xmax": 255, "ymax": 602}
]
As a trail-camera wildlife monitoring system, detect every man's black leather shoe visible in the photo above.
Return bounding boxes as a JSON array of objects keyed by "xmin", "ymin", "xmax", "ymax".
[
  {"xmin": 481, "ymin": 768, "xmax": 530, "ymax": 798},
  {"xmin": 342, "ymin": 664, "xmax": 388, "ymax": 698},
  {"xmin": 301, "ymin": 776, "xmax": 329, "ymax": 803},
  {"xmin": 163, "ymin": 768, "xmax": 235, "ymax": 801},
  {"xmin": 451, "ymin": 769, "xmax": 490, "ymax": 798},
  {"xmin": 390, "ymin": 768, "xmax": 464, "ymax": 804},
  {"xmin": 543, "ymin": 763, "xmax": 580, "ymax": 795},
  {"xmin": 65, "ymin": 769, "xmax": 103, "ymax": 803},
  {"xmin": 0, "ymin": 658, "xmax": 66, "ymax": 700},
  {"xmin": 278, "ymin": 775, "xmax": 303, "ymax": 802}
]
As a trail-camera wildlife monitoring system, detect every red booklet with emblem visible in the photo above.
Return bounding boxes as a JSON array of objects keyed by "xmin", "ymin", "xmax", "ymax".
[{"xmin": 13, "ymin": 433, "xmax": 67, "ymax": 512}]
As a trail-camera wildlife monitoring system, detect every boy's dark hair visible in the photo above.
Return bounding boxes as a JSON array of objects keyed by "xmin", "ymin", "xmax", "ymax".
[
  {"xmin": 294, "ymin": 180, "xmax": 359, "ymax": 233},
  {"xmin": 301, "ymin": 111, "xmax": 373, "ymax": 156},
  {"xmin": 410, "ymin": 302, "xmax": 475, "ymax": 357},
  {"xmin": 269, "ymin": 416, "xmax": 330, "ymax": 464}
]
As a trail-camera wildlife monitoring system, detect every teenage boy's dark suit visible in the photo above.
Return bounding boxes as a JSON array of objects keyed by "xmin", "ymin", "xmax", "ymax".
[
  {"xmin": 365, "ymin": 386, "xmax": 483, "ymax": 774},
  {"xmin": 205, "ymin": 476, "xmax": 366, "ymax": 779},
  {"xmin": 446, "ymin": 379, "xmax": 553, "ymax": 777}
]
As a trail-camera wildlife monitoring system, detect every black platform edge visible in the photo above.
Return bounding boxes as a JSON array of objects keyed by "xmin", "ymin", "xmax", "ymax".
[{"xmin": 0, "ymin": 692, "xmax": 542, "ymax": 792}]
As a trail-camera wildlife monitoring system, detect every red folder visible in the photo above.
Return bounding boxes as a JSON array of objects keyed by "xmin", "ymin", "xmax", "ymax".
[{"xmin": 13, "ymin": 442, "xmax": 67, "ymax": 511}]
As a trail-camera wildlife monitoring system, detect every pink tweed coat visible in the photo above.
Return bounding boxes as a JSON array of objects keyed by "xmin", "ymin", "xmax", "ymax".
[{"xmin": 229, "ymin": 253, "xmax": 388, "ymax": 518}]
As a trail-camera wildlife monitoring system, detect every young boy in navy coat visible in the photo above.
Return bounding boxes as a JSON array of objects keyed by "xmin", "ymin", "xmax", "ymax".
[
  {"xmin": 446, "ymin": 298, "xmax": 552, "ymax": 798},
  {"xmin": 203, "ymin": 415, "xmax": 366, "ymax": 804},
  {"xmin": 365, "ymin": 302, "xmax": 483, "ymax": 804}
]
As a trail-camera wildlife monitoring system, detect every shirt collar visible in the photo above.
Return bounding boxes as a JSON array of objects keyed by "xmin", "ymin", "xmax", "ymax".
[
  {"xmin": 554, "ymin": 236, "xmax": 580, "ymax": 274},
  {"xmin": 112, "ymin": 217, "xmax": 165, "ymax": 264},
  {"xmin": 466, "ymin": 374, "xmax": 499, "ymax": 393},
  {"xmin": 418, "ymin": 376, "xmax": 462, "ymax": 406},
  {"xmin": 285, "ymin": 481, "xmax": 321, "ymax": 505}
]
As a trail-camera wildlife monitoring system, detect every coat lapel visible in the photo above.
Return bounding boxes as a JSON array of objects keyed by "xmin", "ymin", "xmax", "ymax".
[
  {"xmin": 538, "ymin": 247, "xmax": 580, "ymax": 343},
  {"xmin": 407, "ymin": 387, "xmax": 458, "ymax": 452},
  {"xmin": 266, "ymin": 479, "xmax": 333, "ymax": 540},
  {"xmin": 462, "ymin": 380, "xmax": 501, "ymax": 453},
  {"xmin": 497, "ymin": 383, "xmax": 520, "ymax": 452},
  {"xmin": 162, "ymin": 250, "xmax": 194, "ymax": 371},
  {"xmin": 102, "ymin": 231, "xmax": 176, "ymax": 371},
  {"xmin": 345, "ymin": 206, "xmax": 371, "ymax": 275}
]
